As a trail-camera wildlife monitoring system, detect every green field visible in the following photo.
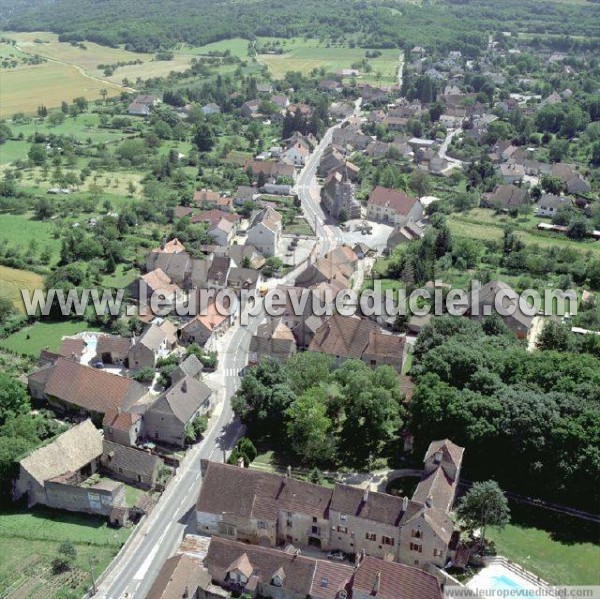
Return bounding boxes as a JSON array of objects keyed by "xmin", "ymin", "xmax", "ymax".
[
  {"xmin": 448, "ymin": 208, "xmax": 600, "ymax": 258},
  {"xmin": 487, "ymin": 504, "xmax": 600, "ymax": 586},
  {"xmin": 102, "ymin": 264, "xmax": 140, "ymax": 288},
  {"xmin": 0, "ymin": 506, "xmax": 130, "ymax": 599},
  {"xmin": 0, "ymin": 319, "xmax": 98, "ymax": 356},
  {"xmin": 0, "ymin": 212, "xmax": 61, "ymax": 260},
  {"xmin": 257, "ymin": 37, "xmax": 400, "ymax": 82}
]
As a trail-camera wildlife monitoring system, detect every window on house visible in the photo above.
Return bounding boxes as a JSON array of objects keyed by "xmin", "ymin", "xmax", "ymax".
[
  {"xmin": 340, "ymin": 514, "xmax": 347, "ymax": 523},
  {"xmin": 313, "ymin": 516, "xmax": 317, "ymax": 523},
  {"xmin": 382, "ymin": 536, "xmax": 395, "ymax": 546},
  {"xmin": 410, "ymin": 542, "xmax": 422, "ymax": 553},
  {"xmin": 337, "ymin": 526, "xmax": 348, "ymax": 534},
  {"xmin": 257, "ymin": 521, "xmax": 267, "ymax": 530},
  {"xmin": 365, "ymin": 532, "xmax": 376, "ymax": 541},
  {"xmin": 311, "ymin": 526, "xmax": 321, "ymax": 536},
  {"xmin": 411, "ymin": 529, "xmax": 421, "ymax": 538},
  {"xmin": 433, "ymin": 548, "xmax": 443, "ymax": 557},
  {"xmin": 286, "ymin": 519, "xmax": 292, "ymax": 528}
]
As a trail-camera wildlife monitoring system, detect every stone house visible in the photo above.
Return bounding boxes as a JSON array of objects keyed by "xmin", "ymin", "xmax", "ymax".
[
  {"xmin": 101, "ymin": 439, "xmax": 163, "ymax": 489},
  {"xmin": 14, "ymin": 420, "xmax": 125, "ymax": 517},
  {"xmin": 308, "ymin": 315, "xmax": 405, "ymax": 372},
  {"xmin": 180, "ymin": 300, "xmax": 231, "ymax": 346},
  {"xmin": 14, "ymin": 419, "xmax": 102, "ymax": 507},
  {"xmin": 144, "ymin": 376, "xmax": 213, "ymax": 447},
  {"xmin": 103, "ymin": 409, "xmax": 143, "ymax": 447},
  {"xmin": 94, "ymin": 335, "xmax": 132, "ymax": 366},
  {"xmin": 127, "ymin": 319, "xmax": 178, "ymax": 371},
  {"xmin": 536, "ymin": 193, "xmax": 566, "ymax": 217},
  {"xmin": 467, "ymin": 280, "xmax": 533, "ymax": 338},
  {"xmin": 246, "ymin": 207, "xmax": 283, "ymax": 257},
  {"xmin": 366, "ymin": 186, "xmax": 423, "ymax": 226},
  {"xmin": 196, "ymin": 439, "xmax": 464, "ymax": 570},
  {"xmin": 171, "ymin": 354, "xmax": 204, "ymax": 385},
  {"xmin": 27, "ymin": 357, "xmax": 148, "ymax": 420},
  {"xmin": 249, "ymin": 318, "xmax": 297, "ymax": 364}
]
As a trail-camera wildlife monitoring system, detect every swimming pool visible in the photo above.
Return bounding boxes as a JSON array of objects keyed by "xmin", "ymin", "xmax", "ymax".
[{"xmin": 468, "ymin": 563, "xmax": 539, "ymax": 597}]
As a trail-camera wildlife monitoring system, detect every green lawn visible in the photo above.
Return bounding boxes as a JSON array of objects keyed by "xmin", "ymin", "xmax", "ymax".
[
  {"xmin": 0, "ymin": 506, "xmax": 130, "ymax": 598},
  {"xmin": 0, "ymin": 319, "xmax": 99, "ymax": 356},
  {"xmin": 486, "ymin": 503, "xmax": 600, "ymax": 586},
  {"xmin": 0, "ymin": 212, "xmax": 62, "ymax": 264},
  {"xmin": 102, "ymin": 264, "xmax": 140, "ymax": 288}
]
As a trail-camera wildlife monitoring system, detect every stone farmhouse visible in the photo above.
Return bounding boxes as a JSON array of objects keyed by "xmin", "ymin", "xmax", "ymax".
[
  {"xmin": 366, "ymin": 186, "xmax": 423, "ymax": 226},
  {"xmin": 14, "ymin": 420, "xmax": 125, "ymax": 516},
  {"xmin": 196, "ymin": 439, "xmax": 464, "ymax": 571}
]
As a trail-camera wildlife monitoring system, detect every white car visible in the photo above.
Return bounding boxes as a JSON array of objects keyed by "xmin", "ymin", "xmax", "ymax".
[{"xmin": 327, "ymin": 551, "xmax": 346, "ymax": 561}]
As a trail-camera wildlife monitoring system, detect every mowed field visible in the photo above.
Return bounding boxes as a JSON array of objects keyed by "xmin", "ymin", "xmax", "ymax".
[
  {"xmin": 0, "ymin": 265, "xmax": 45, "ymax": 312},
  {"xmin": 0, "ymin": 60, "xmax": 123, "ymax": 118},
  {"xmin": 257, "ymin": 38, "xmax": 400, "ymax": 81}
]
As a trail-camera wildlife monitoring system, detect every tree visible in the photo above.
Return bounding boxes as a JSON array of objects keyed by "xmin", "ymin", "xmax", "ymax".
[
  {"xmin": 228, "ymin": 437, "xmax": 258, "ymax": 466},
  {"xmin": 0, "ymin": 122, "xmax": 12, "ymax": 144},
  {"xmin": 132, "ymin": 367, "xmax": 155, "ymax": 385},
  {"xmin": 540, "ymin": 174, "xmax": 564, "ymax": 195},
  {"xmin": 568, "ymin": 218, "xmax": 589, "ymax": 240},
  {"xmin": 0, "ymin": 374, "xmax": 30, "ymax": 425},
  {"xmin": 0, "ymin": 296, "xmax": 15, "ymax": 325},
  {"xmin": 536, "ymin": 320, "xmax": 573, "ymax": 352},
  {"xmin": 591, "ymin": 142, "xmax": 600, "ymax": 167},
  {"xmin": 193, "ymin": 122, "xmax": 215, "ymax": 152},
  {"xmin": 28, "ymin": 143, "xmax": 47, "ymax": 166},
  {"xmin": 52, "ymin": 541, "xmax": 77, "ymax": 574},
  {"xmin": 457, "ymin": 480, "xmax": 510, "ymax": 548},
  {"xmin": 286, "ymin": 386, "xmax": 335, "ymax": 465},
  {"xmin": 34, "ymin": 197, "xmax": 54, "ymax": 220}
]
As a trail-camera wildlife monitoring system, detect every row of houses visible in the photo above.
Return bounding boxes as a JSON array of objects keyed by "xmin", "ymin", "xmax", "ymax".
[
  {"xmin": 195, "ymin": 439, "xmax": 464, "ymax": 571},
  {"xmin": 147, "ymin": 534, "xmax": 443, "ymax": 599}
]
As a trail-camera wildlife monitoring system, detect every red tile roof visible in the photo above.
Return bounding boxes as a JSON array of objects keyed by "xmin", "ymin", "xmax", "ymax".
[
  {"xmin": 368, "ymin": 185, "xmax": 418, "ymax": 216},
  {"xmin": 353, "ymin": 555, "xmax": 442, "ymax": 599},
  {"xmin": 42, "ymin": 357, "xmax": 147, "ymax": 414}
]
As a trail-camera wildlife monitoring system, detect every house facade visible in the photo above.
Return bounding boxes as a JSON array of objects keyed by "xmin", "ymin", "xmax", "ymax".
[
  {"xmin": 366, "ymin": 186, "xmax": 423, "ymax": 226},
  {"xmin": 196, "ymin": 439, "xmax": 464, "ymax": 571},
  {"xmin": 246, "ymin": 207, "xmax": 282, "ymax": 257}
]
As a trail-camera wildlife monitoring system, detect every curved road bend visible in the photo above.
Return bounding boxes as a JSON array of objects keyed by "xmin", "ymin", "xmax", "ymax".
[{"xmin": 95, "ymin": 118, "xmax": 349, "ymax": 598}]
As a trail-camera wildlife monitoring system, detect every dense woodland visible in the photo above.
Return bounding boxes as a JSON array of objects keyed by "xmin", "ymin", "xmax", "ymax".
[{"xmin": 1, "ymin": 0, "xmax": 599, "ymax": 53}]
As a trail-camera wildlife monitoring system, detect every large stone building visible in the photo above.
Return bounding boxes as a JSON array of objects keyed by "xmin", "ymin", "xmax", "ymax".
[
  {"xmin": 321, "ymin": 170, "xmax": 361, "ymax": 221},
  {"xmin": 246, "ymin": 206, "xmax": 283, "ymax": 257},
  {"xmin": 196, "ymin": 439, "xmax": 464, "ymax": 570},
  {"xmin": 366, "ymin": 186, "xmax": 423, "ymax": 226},
  {"xmin": 14, "ymin": 420, "xmax": 125, "ymax": 516}
]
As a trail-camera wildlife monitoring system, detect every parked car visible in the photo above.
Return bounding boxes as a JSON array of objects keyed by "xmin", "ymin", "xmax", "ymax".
[{"xmin": 327, "ymin": 551, "xmax": 346, "ymax": 561}]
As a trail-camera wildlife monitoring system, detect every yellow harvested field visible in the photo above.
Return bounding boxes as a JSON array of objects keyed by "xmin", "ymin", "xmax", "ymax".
[
  {"xmin": 5, "ymin": 31, "xmax": 146, "ymax": 71},
  {"xmin": 0, "ymin": 265, "xmax": 45, "ymax": 312},
  {"xmin": 0, "ymin": 61, "xmax": 123, "ymax": 118},
  {"xmin": 2, "ymin": 31, "xmax": 194, "ymax": 91}
]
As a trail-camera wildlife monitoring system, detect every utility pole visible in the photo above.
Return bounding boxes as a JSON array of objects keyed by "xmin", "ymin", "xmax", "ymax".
[{"xmin": 88, "ymin": 556, "xmax": 97, "ymax": 595}]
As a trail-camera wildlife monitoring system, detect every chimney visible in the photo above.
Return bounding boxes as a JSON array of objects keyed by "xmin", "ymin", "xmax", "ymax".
[
  {"xmin": 117, "ymin": 407, "xmax": 121, "ymax": 415},
  {"xmin": 237, "ymin": 456, "xmax": 245, "ymax": 468},
  {"xmin": 373, "ymin": 571, "xmax": 381, "ymax": 594},
  {"xmin": 402, "ymin": 496, "xmax": 408, "ymax": 511},
  {"xmin": 181, "ymin": 380, "xmax": 187, "ymax": 393},
  {"xmin": 426, "ymin": 495, "xmax": 433, "ymax": 508},
  {"xmin": 434, "ymin": 450, "xmax": 443, "ymax": 464},
  {"xmin": 363, "ymin": 487, "xmax": 369, "ymax": 503},
  {"xmin": 222, "ymin": 449, "xmax": 227, "ymax": 462},
  {"xmin": 286, "ymin": 465, "xmax": 292, "ymax": 478}
]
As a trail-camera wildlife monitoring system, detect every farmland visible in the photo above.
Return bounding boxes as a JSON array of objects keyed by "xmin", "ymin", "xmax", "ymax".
[
  {"xmin": 257, "ymin": 38, "xmax": 400, "ymax": 83},
  {"xmin": 0, "ymin": 60, "xmax": 124, "ymax": 119},
  {"xmin": 0, "ymin": 506, "xmax": 131, "ymax": 599},
  {"xmin": 0, "ymin": 265, "xmax": 45, "ymax": 312}
]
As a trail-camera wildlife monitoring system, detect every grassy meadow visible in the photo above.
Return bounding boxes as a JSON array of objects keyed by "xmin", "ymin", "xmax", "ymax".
[{"xmin": 0, "ymin": 320, "xmax": 99, "ymax": 355}]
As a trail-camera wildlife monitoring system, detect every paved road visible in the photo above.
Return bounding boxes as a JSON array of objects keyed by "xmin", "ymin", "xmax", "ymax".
[{"xmin": 95, "ymin": 117, "xmax": 350, "ymax": 599}]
